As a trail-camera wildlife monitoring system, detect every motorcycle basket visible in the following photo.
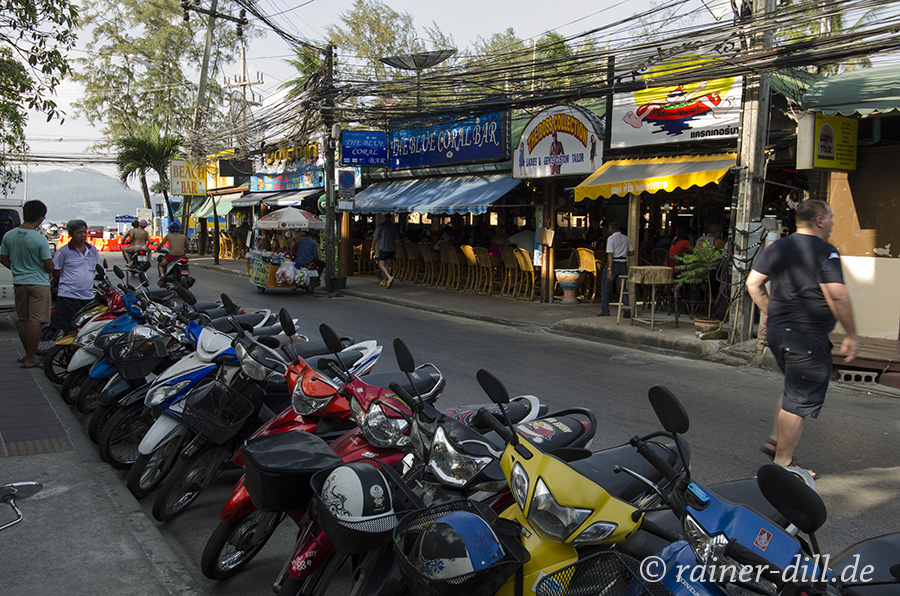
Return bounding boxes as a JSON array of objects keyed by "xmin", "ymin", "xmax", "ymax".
[
  {"xmin": 393, "ymin": 500, "xmax": 530, "ymax": 596},
  {"xmin": 181, "ymin": 380, "xmax": 258, "ymax": 444},
  {"xmin": 534, "ymin": 551, "xmax": 675, "ymax": 596},
  {"xmin": 310, "ymin": 458, "xmax": 423, "ymax": 555},
  {"xmin": 110, "ymin": 335, "xmax": 168, "ymax": 380}
]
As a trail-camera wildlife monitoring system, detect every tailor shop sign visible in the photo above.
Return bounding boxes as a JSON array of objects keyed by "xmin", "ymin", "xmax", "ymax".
[
  {"xmin": 170, "ymin": 160, "xmax": 206, "ymax": 196},
  {"xmin": 389, "ymin": 112, "xmax": 504, "ymax": 169},
  {"xmin": 796, "ymin": 112, "xmax": 857, "ymax": 171},
  {"xmin": 514, "ymin": 105, "xmax": 603, "ymax": 179}
]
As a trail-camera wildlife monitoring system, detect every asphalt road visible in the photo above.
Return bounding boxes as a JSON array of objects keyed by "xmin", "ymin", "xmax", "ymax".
[{"xmin": 98, "ymin": 259, "xmax": 900, "ymax": 594}]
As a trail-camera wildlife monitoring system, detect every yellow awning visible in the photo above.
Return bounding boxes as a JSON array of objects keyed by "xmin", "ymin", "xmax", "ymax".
[{"xmin": 574, "ymin": 153, "xmax": 737, "ymax": 202}]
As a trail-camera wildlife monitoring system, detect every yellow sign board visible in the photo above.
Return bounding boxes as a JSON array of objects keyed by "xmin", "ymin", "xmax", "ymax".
[
  {"xmin": 797, "ymin": 112, "xmax": 857, "ymax": 171},
  {"xmin": 170, "ymin": 160, "xmax": 207, "ymax": 196}
]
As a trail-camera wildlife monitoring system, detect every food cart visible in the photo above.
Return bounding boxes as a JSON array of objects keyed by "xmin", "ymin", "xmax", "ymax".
[{"xmin": 247, "ymin": 207, "xmax": 325, "ymax": 294}]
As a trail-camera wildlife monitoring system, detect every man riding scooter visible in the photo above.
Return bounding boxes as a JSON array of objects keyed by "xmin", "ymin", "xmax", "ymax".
[
  {"xmin": 156, "ymin": 222, "xmax": 188, "ymax": 285},
  {"xmin": 122, "ymin": 219, "xmax": 149, "ymax": 267}
]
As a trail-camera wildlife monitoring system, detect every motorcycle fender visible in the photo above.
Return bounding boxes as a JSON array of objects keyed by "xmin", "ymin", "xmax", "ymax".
[
  {"xmin": 138, "ymin": 415, "xmax": 187, "ymax": 456},
  {"xmin": 98, "ymin": 375, "xmax": 133, "ymax": 406},
  {"xmin": 346, "ymin": 544, "xmax": 407, "ymax": 596},
  {"xmin": 495, "ymin": 506, "xmax": 577, "ymax": 596},
  {"xmin": 219, "ymin": 477, "xmax": 257, "ymax": 523},
  {"xmin": 56, "ymin": 335, "xmax": 75, "ymax": 346},
  {"xmin": 67, "ymin": 347, "xmax": 99, "ymax": 373},
  {"xmin": 658, "ymin": 540, "xmax": 722, "ymax": 596},
  {"xmin": 288, "ymin": 526, "xmax": 336, "ymax": 581},
  {"xmin": 118, "ymin": 383, "xmax": 150, "ymax": 408},
  {"xmin": 88, "ymin": 356, "xmax": 117, "ymax": 379}
]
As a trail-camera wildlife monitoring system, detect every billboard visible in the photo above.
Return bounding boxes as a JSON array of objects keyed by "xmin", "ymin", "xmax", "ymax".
[
  {"xmin": 389, "ymin": 112, "xmax": 505, "ymax": 169},
  {"xmin": 797, "ymin": 112, "xmax": 857, "ymax": 171},
  {"xmin": 514, "ymin": 105, "xmax": 603, "ymax": 179},
  {"xmin": 170, "ymin": 160, "xmax": 206, "ymax": 196},
  {"xmin": 341, "ymin": 130, "xmax": 388, "ymax": 166},
  {"xmin": 611, "ymin": 56, "xmax": 741, "ymax": 148}
]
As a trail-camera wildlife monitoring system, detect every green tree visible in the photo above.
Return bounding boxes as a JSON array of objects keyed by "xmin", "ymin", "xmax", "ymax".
[
  {"xmin": 115, "ymin": 131, "xmax": 183, "ymax": 221},
  {"xmin": 0, "ymin": 0, "xmax": 78, "ymax": 196}
]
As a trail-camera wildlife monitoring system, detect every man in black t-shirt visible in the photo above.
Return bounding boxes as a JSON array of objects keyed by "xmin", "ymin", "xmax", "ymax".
[{"xmin": 746, "ymin": 199, "xmax": 858, "ymax": 478}]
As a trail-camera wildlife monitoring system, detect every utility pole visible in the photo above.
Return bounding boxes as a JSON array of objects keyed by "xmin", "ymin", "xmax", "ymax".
[
  {"xmin": 224, "ymin": 45, "xmax": 264, "ymax": 147},
  {"xmin": 730, "ymin": 0, "xmax": 776, "ymax": 344},
  {"xmin": 323, "ymin": 44, "xmax": 337, "ymax": 291}
]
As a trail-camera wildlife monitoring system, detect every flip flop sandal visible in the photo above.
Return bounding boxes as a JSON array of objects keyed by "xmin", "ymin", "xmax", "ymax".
[
  {"xmin": 16, "ymin": 356, "xmax": 24, "ymax": 364},
  {"xmin": 759, "ymin": 440, "xmax": 778, "ymax": 458},
  {"xmin": 784, "ymin": 461, "xmax": 817, "ymax": 480}
]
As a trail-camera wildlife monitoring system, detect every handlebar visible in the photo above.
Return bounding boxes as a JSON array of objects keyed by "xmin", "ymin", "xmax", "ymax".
[
  {"xmin": 630, "ymin": 435, "xmax": 680, "ymax": 484},
  {"xmin": 723, "ymin": 538, "xmax": 785, "ymax": 588},
  {"xmin": 638, "ymin": 517, "xmax": 683, "ymax": 543},
  {"xmin": 474, "ymin": 407, "xmax": 514, "ymax": 444},
  {"xmin": 388, "ymin": 382, "xmax": 416, "ymax": 407}
]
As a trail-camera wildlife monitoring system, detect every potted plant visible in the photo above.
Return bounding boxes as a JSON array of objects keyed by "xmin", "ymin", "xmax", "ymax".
[{"xmin": 675, "ymin": 242, "xmax": 725, "ymax": 332}]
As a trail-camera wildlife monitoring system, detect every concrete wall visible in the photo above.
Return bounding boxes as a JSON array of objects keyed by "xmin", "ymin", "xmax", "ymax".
[{"xmin": 840, "ymin": 255, "xmax": 900, "ymax": 340}]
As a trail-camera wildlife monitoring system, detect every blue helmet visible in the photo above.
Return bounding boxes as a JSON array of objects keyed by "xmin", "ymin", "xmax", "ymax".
[
  {"xmin": 168, "ymin": 222, "xmax": 180, "ymax": 232},
  {"xmin": 416, "ymin": 511, "xmax": 504, "ymax": 580}
]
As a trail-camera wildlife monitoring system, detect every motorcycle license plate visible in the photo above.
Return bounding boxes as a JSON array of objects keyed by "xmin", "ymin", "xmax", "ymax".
[
  {"xmin": 136, "ymin": 255, "xmax": 148, "ymax": 262},
  {"xmin": 180, "ymin": 270, "xmax": 190, "ymax": 275}
]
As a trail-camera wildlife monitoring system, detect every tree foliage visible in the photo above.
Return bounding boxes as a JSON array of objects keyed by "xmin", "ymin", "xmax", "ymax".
[
  {"xmin": 115, "ymin": 130, "xmax": 183, "ymax": 220},
  {"xmin": 0, "ymin": 0, "xmax": 79, "ymax": 196},
  {"xmin": 72, "ymin": 0, "xmax": 255, "ymax": 159}
]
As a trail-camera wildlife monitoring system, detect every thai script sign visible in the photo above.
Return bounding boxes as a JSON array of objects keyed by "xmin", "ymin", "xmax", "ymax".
[
  {"xmin": 514, "ymin": 105, "xmax": 603, "ymax": 179},
  {"xmin": 341, "ymin": 130, "xmax": 388, "ymax": 166},
  {"xmin": 612, "ymin": 55, "xmax": 742, "ymax": 148},
  {"xmin": 389, "ymin": 112, "xmax": 505, "ymax": 169}
]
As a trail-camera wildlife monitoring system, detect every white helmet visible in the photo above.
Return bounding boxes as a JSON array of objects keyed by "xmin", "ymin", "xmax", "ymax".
[{"xmin": 320, "ymin": 462, "xmax": 394, "ymax": 523}]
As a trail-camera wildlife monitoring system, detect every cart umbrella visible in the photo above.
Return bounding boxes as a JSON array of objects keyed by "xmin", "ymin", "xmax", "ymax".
[{"xmin": 254, "ymin": 207, "xmax": 325, "ymax": 230}]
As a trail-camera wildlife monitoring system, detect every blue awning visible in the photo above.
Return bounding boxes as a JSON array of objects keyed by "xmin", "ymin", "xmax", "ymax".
[
  {"xmin": 232, "ymin": 193, "xmax": 279, "ymax": 208},
  {"xmin": 351, "ymin": 175, "xmax": 521, "ymax": 215},
  {"xmin": 263, "ymin": 188, "xmax": 323, "ymax": 207}
]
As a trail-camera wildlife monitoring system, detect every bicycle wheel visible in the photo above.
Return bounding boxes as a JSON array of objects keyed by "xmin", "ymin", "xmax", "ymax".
[
  {"xmin": 98, "ymin": 402, "xmax": 153, "ymax": 469},
  {"xmin": 43, "ymin": 344, "xmax": 76, "ymax": 385},
  {"xmin": 200, "ymin": 511, "xmax": 285, "ymax": 580}
]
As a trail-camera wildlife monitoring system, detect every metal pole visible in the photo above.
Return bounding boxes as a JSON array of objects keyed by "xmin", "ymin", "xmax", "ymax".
[
  {"xmin": 730, "ymin": 0, "xmax": 775, "ymax": 343},
  {"xmin": 323, "ymin": 44, "xmax": 336, "ymax": 290}
]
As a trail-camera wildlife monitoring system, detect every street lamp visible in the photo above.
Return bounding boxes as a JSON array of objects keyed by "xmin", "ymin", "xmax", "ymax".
[{"xmin": 379, "ymin": 49, "xmax": 456, "ymax": 108}]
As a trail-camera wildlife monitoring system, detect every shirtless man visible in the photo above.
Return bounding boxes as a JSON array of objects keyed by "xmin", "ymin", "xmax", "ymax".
[
  {"xmin": 156, "ymin": 221, "xmax": 188, "ymax": 278},
  {"xmin": 122, "ymin": 219, "xmax": 150, "ymax": 266}
]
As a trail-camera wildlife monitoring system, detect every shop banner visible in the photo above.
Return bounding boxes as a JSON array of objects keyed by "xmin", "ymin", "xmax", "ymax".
[
  {"xmin": 796, "ymin": 112, "xmax": 857, "ymax": 171},
  {"xmin": 611, "ymin": 56, "xmax": 742, "ymax": 149},
  {"xmin": 170, "ymin": 160, "xmax": 207, "ymax": 196},
  {"xmin": 341, "ymin": 130, "xmax": 388, "ymax": 166},
  {"xmin": 251, "ymin": 166, "xmax": 324, "ymax": 192},
  {"xmin": 514, "ymin": 105, "xmax": 603, "ymax": 179},
  {"xmin": 389, "ymin": 112, "xmax": 505, "ymax": 169}
]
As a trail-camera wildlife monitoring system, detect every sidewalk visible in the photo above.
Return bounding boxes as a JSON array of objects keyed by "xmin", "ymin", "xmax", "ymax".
[
  {"xmin": 0, "ymin": 334, "xmax": 203, "ymax": 596},
  {"xmin": 191, "ymin": 256, "xmax": 741, "ymax": 363}
]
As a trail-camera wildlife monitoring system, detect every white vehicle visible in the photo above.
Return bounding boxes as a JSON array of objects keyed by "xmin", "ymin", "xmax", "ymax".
[{"xmin": 0, "ymin": 198, "xmax": 23, "ymax": 312}]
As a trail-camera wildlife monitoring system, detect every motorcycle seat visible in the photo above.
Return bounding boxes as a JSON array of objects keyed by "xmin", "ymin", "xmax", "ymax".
[
  {"xmin": 310, "ymin": 350, "xmax": 364, "ymax": 373},
  {"xmin": 254, "ymin": 323, "xmax": 284, "ymax": 337},
  {"xmin": 283, "ymin": 340, "xmax": 330, "ymax": 359},
  {"xmin": 193, "ymin": 301, "xmax": 220, "ymax": 311},
  {"xmin": 362, "ymin": 369, "xmax": 442, "ymax": 396},
  {"xmin": 566, "ymin": 441, "xmax": 680, "ymax": 503},
  {"xmin": 209, "ymin": 313, "xmax": 266, "ymax": 332}
]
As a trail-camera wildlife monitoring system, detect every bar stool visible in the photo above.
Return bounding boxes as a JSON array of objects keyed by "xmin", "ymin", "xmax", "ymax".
[{"xmin": 610, "ymin": 275, "xmax": 633, "ymax": 324}]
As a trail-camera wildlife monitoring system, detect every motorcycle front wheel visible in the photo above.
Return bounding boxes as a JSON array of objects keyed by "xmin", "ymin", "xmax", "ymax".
[
  {"xmin": 88, "ymin": 404, "xmax": 115, "ymax": 443},
  {"xmin": 75, "ymin": 375, "xmax": 107, "ymax": 414},
  {"xmin": 98, "ymin": 402, "xmax": 153, "ymax": 469},
  {"xmin": 200, "ymin": 510, "xmax": 285, "ymax": 580},
  {"xmin": 43, "ymin": 344, "xmax": 76, "ymax": 385},
  {"xmin": 126, "ymin": 434, "xmax": 185, "ymax": 499},
  {"xmin": 152, "ymin": 443, "xmax": 228, "ymax": 522},
  {"xmin": 61, "ymin": 367, "xmax": 89, "ymax": 405}
]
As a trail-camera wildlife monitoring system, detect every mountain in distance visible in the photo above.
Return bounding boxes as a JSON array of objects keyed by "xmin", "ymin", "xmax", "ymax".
[{"xmin": 8, "ymin": 167, "xmax": 161, "ymax": 227}]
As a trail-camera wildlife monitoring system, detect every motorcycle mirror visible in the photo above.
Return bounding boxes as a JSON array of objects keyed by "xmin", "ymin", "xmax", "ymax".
[
  {"xmin": 112, "ymin": 265, "xmax": 125, "ymax": 280},
  {"xmin": 221, "ymin": 293, "xmax": 238, "ymax": 315},
  {"xmin": 319, "ymin": 323, "xmax": 343, "ymax": 354},
  {"xmin": 476, "ymin": 369, "xmax": 510, "ymax": 405},
  {"xmin": 279, "ymin": 308, "xmax": 296, "ymax": 337},
  {"xmin": 103, "ymin": 258, "xmax": 108, "ymax": 269},
  {"xmin": 138, "ymin": 271, "xmax": 149, "ymax": 286},
  {"xmin": 226, "ymin": 315, "xmax": 245, "ymax": 335},
  {"xmin": 757, "ymin": 464, "xmax": 826, "ymax": 536},
  {"xmin": 175, "ymin": 286, "xmax": 196, "ymax": 306},
  {"xmin": 0, "ymin": 481, "xmax": 43, "ymax": 502},
  {"xmin": 647, "ymin": 386, "xmax": 690, "ymax": 435},
  {"xmin": 95, "ymin": 264, "xmax": 105, "ymax": 277},
  {"xmin": 392, "ymin": 338, "xmax": 416, "ymax": 373}
]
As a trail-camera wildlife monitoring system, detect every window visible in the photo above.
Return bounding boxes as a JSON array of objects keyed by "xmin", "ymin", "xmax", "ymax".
[{"xmin": 0, "ymin": 209, "xmax": 21, "ymax": 245}]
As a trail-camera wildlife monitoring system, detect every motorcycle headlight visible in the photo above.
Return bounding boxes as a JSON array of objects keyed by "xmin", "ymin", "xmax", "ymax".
[
  {"xmin": 291, "ymin": 372, "xmax": 338, "ymax": 415},
  {"xmin": 427, "ymin": 426, "xmax": 493, "ymax": 488},
  {"xmin": 95, "ymin": 331, "xmax": 125, "ymax": 349},
  {"xmin": 527, "ymin": 477, "xmax": 592, "ymax": 543},
  {"xmin": 510, "ymin": 462, "xmax": 529, "ymax": 511},
  {"xmin": 683, "ymin": 515, "xmax": 776, "ymax": 594},
  {"xmin": 75, "ymin": 330, "xmax": 100, "ymax": 347},
  {"xmin": 684, "ymin": 514, "xmax": 720, "ymax": 565},
  {"xmin": 234, "ymin": 343, "xmax": 268, "ymax": 381},
  {"xmin": 359, "ymin": 402, "xmax": 409, "ymax": 448},
  {"xmin": 146, "ymin": 379, "xmax": 191, "ymax": 407}
]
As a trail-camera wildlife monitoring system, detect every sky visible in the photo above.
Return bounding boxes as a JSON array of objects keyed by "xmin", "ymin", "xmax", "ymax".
[{"xmin": 24, "ymin": 0, "xmax": 679, "ymax": 181}]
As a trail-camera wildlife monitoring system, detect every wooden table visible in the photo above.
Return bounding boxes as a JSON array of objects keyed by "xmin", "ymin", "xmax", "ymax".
[{"xmin": 628, "ymin": 266, "xmax": 677, "ymax": 331}]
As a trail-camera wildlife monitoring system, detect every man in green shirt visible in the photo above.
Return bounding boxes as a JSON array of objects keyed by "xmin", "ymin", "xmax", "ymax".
[{"xmin": 0, "ymin": 200, "xmax": 54, "ymax": 367}]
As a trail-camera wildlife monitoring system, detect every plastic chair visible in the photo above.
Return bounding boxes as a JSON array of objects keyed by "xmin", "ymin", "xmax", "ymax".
[
  {"xmin": 473, "ymin": 247, "xmax": 501, "ymax": 296},
  {"xmin": 459, "ymin": 245, "xmax": 478, "ymax": 293},
  {"xmin": 402, "ymin": 241, "xmax": 420, "ymax": 283},
  {"xmin": 499, "ymin": 246, "xmax": 520, "ymax": 297},
  {"xmin": 573, "ymin": 247, "xmax": 598, "ymax": 302},
  {"xmin": 513, "ymin": 247, "xmax": 539, "ymax": 301}
]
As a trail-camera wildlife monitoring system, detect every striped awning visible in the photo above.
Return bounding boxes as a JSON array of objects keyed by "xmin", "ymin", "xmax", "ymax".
[
  {"xmin": 351, "ymin": 174, "xmax": 520, "ymax": 215},
  {"xmin": 190, "ymin": 193, "xmax": 239, "ymax": 219}
]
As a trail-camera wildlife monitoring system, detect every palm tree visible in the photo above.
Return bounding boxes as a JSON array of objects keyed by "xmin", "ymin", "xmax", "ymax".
[
  {"xmin": 115, "ymin": 130, "xmax": 184, "ymax": 223},
  {"xmin": 281, "ymin": 47, "xmax": 324, "ymax": 99}
]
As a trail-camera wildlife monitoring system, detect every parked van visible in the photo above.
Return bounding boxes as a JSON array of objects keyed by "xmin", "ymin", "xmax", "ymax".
[{"xmin": 0, "ymin": 197, "xmax": 23, "ymax": 312}]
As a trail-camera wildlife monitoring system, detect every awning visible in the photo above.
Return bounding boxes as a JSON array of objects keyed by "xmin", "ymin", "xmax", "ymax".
[
  {"xmin": 802, "ymin": 64, "xmax": 900, "ymax": 116},
  {"xmin": 232, "ymin": 192, "xmax": 281, "ymax": 208},
  {"xmin": 352, "ymin": 174, "xmax": 521, "ymax": 214},
  {"xmin": 190, "ymin": 193, "xmax": 238, "ymax": 219},
  {"xmin": 574, "ymin": 153, "xmax": 736, "ymax": 202},
  {"xmin": 263, "ymin": 188, "xmax": 323, "ymax": 207}
]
